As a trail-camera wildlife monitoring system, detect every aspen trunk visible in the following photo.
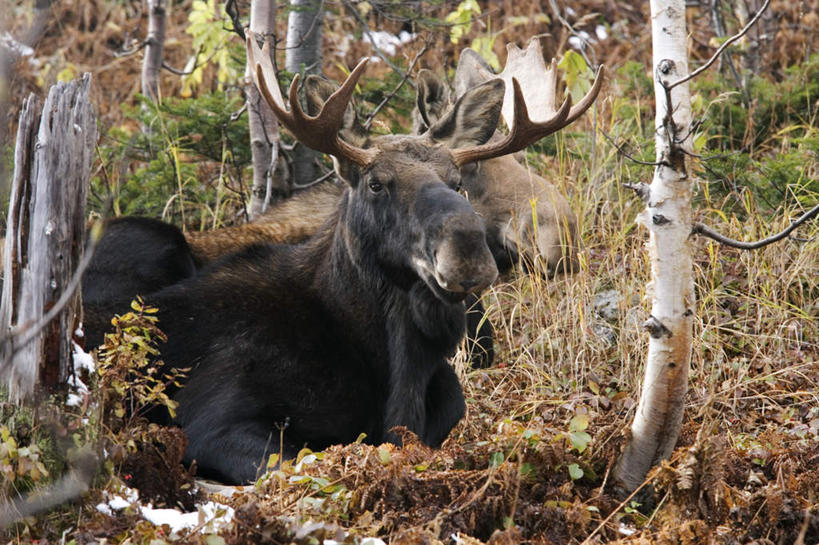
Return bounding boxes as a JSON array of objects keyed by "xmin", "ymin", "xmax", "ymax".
[
  {"xmin": 285, "ymin": 0, "xmax": 322, "ymax": 186},
  {"xmin": 613, "ymin": 0, "xmax": 695, "ymax": 493},
  {"xmin": 246, "ymin": 0, "xmax": 281, "ymax": 220},
  {"xmin": 0, "ymin": 75, "xmax": 96, "ymax": 401},
  {"xmin": 142, "ymin": 0, "xmax": 167, "ymax": 101}
]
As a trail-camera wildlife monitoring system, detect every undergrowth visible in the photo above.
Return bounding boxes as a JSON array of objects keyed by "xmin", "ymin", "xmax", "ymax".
[{"xmin": 2, "ymin": 7, "xmax": 818, "ymax": 543}]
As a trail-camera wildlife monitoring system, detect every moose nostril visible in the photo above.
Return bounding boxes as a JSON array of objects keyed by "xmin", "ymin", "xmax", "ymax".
[{"xmin": 460, "ymin": 279, "xmax": 478, "ymax": 291}]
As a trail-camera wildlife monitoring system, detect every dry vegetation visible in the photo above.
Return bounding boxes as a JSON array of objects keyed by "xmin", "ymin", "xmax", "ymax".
[{"xmin": 1, "ymin": 0, "xmax": 817, "ymax": 543}]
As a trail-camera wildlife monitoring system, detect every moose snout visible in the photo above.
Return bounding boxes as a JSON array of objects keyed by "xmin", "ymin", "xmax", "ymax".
[{"xmin": 433, "ymin": 221, "xmax": 498, "ymax": 294}]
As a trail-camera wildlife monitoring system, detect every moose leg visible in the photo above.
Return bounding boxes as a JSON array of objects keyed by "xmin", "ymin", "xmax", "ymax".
[
  {"xmin": 465, "ymin": 293, "xmax": 494, "ymax": 368},
  {"xmin": 183, "ymin": 418, "xmax": 299, "ymax": 484},
  {"xmin": 423, "ymin": 363, "xmax": 466, "ymax": 447}
]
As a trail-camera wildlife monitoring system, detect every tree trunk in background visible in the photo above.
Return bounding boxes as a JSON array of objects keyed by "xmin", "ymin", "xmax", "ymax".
[
  {"xmin": 142, "ymin": 0, "xmax": 167, "ymax": 101},
  {"xmin": 0, "ymin": 75, "xmax": 96, "ymax": 401},
  {"xmin": 613, "ymin": 0, "xmax": 695, "ymax": 494},
  {"xmin": 246, "ymin": 0, "xmax": 282, "ymax": 220},
  {"xmin": 285, "ymin": 0, "xmax": 323, "ymax": 186}
]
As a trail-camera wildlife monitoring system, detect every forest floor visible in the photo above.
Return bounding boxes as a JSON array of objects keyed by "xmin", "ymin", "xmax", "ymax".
[{"xmin": 2, "ymin": 1, "xmax": 818, "ymax": 543}]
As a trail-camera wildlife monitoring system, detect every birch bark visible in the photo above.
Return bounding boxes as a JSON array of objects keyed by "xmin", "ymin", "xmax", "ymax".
[
  {"xmin": 246, "ymin": 0, "xmax": 281, "ymax": 219},
  {"xmin": 285, "ymin": 0, "xmax": 322, "ymax": 186},
  {"xmin": 613, "ymin": 0, "xmax": 696, "ymax": 493},
  {"xmin": 142, "ymin": 0, "xmax": 167, "ymax": 102}
]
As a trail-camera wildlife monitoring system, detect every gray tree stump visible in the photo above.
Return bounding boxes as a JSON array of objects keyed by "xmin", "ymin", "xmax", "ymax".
[{"xmin": 0, "ymin": 73, "xmax": 96, "ymax": 401}]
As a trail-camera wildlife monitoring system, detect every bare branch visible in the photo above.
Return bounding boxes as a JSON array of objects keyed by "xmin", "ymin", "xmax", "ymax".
[
  {"xmin": 342, "ymin": 0, "xmax": 415, "ymax": 89},
  {"xmin": 2, "ymin": 223, "xmax": 102, "ymax": 359},
  {"xmin": 224, "ymin": 0, "xmax": 247, "ymax": 41},
  {"xmin": 0, "ymin": 448, "xmax": 98, "ymax": 529},
  {"xmin": 160, "ymin": 60, "xmax": 193, "ymax": 76},
  {"xmin": 600, "ymin": 129, "xmax": 666, "ymax": 167},
  {"xmin": 363, "ymin": 41, "xmax": 430, "ymax": 131},
  {"xmin": 692, "ymin": 202, "xmax": 819, "ymax": 250},
  {"xmin": 667, "ymin": 0, "xmax": 771, "ymax": 91}
]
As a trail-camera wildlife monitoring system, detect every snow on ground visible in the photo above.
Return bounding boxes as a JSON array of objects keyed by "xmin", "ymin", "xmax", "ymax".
[
  {"xmin": 96, "ymin": 485, "xmax": 235, "ymax": 537},
  {"xmin": 67, "ymin": 341, "xmax": 95, "ymax": 407}
]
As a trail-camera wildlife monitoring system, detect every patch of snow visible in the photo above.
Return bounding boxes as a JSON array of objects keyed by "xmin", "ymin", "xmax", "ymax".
[
  {"xmin": 618, "ymin": 522, "xmax": 637, "ymax": 536},
  {"xmin": 596, "ymin": 24, "xmax": 609, "ymax": 41},
  {"xmin": 367, "ymin": 30, "xmax": 414, "ymax": 56},
  {"xmin": 568, "ymin": 36, "xmax": 585, "ymax": 50},
  {"xmin": 67, "ymin": 341, "xmax": 95, "ymax": 407},
  {"xmin": 73, "ymin": 341, "xmax": 95, "ymax": 373},
  {"xmin": 359, "ymin": 539, "xmax": 387, "ymax": 545},
  {"xmin": 96, "ymin": 486, "xmax": 234, "ymax": 537}
]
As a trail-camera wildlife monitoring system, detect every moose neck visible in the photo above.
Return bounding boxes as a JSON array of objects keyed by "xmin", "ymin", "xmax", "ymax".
[{"xmin": 308, "ymin": 187, "xmax": 467, "ymax": 351}]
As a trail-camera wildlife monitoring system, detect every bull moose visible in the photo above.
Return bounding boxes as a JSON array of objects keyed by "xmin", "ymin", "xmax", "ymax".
[{"xmin": 84, "ymin": 35, "xmax": 603, "ymax": 484}]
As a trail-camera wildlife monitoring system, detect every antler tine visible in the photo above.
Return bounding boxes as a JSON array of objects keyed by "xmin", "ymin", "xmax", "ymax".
[
  {"xmin": 450, "ymin": 77, "xmax": 572, "ymax": 167},
  {"xmin": 246, "ymin": 33, "xmax": 377, "ymax": 167}
]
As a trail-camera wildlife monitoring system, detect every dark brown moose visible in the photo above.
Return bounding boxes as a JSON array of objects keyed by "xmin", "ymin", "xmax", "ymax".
[{"xmin": 83, "ymin": 35, "xmax": 603, "ymax": 484}]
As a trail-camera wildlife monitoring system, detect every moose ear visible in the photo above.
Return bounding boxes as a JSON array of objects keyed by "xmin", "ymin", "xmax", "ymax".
[
  {"xmin": 453, "ymin": 48, "xmax": 496, "ymax": 100},
  {"xmin": 428, "ymin": 78, "xmax": 504, "ymax": 149},
  {"xmin": 412, "ymin": 69, "xmax": 451, "ymax": 133},
  {"xmin": 303, "ymin": 75, "xmax": 368, "ymax": 186}
]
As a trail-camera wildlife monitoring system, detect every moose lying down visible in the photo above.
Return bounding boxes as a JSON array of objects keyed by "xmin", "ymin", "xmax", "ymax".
[{"xmin": 84, "ymin": 36, "xmax": 603, "ymax": 484}]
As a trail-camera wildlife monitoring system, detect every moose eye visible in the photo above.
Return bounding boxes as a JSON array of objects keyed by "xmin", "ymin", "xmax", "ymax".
[{"xmin": 368, "ymin": 180, "xmax": 384, "ymax": 193}]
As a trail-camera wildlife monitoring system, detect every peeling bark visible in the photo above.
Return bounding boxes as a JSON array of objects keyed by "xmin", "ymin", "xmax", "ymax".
[
  {"xmin": 246, "ymin": 0, "xmax": 281, "ymax": 220},
  {"xmin": 613, "ymin": 0, "xmax": 695, "ymax": 494},
  {"xmin": 0, "ymin": 75, "xmax": 96, "ymax": 401},
  {"xmin": 142, "ymin": 0, "xmax": 167, "ymax": 102},
  {"xmin": 285, "ymin": 0, "xmax": 323, "ymax": 186}
]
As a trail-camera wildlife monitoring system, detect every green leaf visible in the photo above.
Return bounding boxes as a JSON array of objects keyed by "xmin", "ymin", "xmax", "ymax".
[
  {"xmin": 378, "ymin": 447, "xmax": 391, "ymax": 465},
  {"xmin": 488, "ymin": 451, "xmax": 504, "ymax": 468},
  {"xmin": 558, "ymin": 50, "xmax": 592, "ymax": 102},
  {"xmin": 569, "ymin": 431, "xmax": 592, "ymax": 453},
  {"xmin": 568, "ymin": 463, "xmax": 584, "ymax": 480},
  {"xmin": 569, "ymin": 413, "xmax": 589, "ymax": 432},
  {"xmin": 204, "ymin": 535, "xmax": 226, "ymax": 545}
]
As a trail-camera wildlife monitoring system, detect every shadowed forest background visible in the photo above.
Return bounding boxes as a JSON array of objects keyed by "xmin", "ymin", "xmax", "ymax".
[{"xmin": 0, "ymin": 0, "xmax": 817, "ymax": 543}]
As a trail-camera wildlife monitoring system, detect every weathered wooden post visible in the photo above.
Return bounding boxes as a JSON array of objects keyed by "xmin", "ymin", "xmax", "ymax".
[{"xmin": 0, "ymin": 74, "xmax": 96, "ymax": 401}]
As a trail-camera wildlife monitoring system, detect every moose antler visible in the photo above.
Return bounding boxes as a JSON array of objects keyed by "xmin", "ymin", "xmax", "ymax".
[
  {"xmin": 450, "ymin": 38, "xmax": 605, "ymax": 167},
  {"xmin": 246, "ymin": 33, "xmax": 378, "ymax": 167}
]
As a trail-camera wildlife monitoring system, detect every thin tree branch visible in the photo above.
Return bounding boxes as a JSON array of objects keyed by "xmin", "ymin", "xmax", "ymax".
[
  {"xmin": 342, "ymin": 0, "xmax": 415, "ymax": 89},
  {"xmin": 160, "ymin": 60, "xmax": 194, "ymax": 76},
  {"xmin": 692, "ymin": 202, "xmax": 819, "ymax": 250},
  {"xmin": 667, "ymin": 0, "xmax": 771, "ymax": 91},
  {"xmin": 292, "ymin": 168, "xmax": 334, "ymax": 189},
  {"xmin": 600, "ymin": 129, "xmax": 667, "ymax": 166},
  {"xmin": 224, "ymin": 0, "xmax": 246, "ymax": 41},
  {"xmin": 363, "ymin": 41, "xmax": 430, "ymax": 131}
]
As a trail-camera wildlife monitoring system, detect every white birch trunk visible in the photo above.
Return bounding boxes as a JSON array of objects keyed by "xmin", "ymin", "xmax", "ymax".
[
  {"xmin": 142, "ymin": 0, "xmax": 167, "ymax": 101},
  {"xmin": 613, "ymin": 0, "xmax": 696, "ymax": 493},
  {"xmin": 246, "ymin": 0, "xmax": 281, "ymax": 220},
  {"xmin": 285, "ymin": 0, "xmax": 322, "ymax": 186}
]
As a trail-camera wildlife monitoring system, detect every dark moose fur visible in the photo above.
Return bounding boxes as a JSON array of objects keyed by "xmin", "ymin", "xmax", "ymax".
[{"xmin": 84, "ymin": 80, "xmax": 505, "ymax": 484}]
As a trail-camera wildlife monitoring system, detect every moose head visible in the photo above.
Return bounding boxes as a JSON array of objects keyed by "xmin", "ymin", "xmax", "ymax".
[
  {"xmin": 413, "ymin": 39, "xmax": 605, "ymax": 276},
  {"xmin": 246, "ymin": 35, "xmax": 603, "ymax": 297}
]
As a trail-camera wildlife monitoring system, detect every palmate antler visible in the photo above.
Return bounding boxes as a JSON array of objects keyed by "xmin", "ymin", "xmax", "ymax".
[
  {"xmin": 246, "ymin": 33, "xmax": 378, "ymax": 167},
  {"xmin": 450, "ymin": 38, "xmax": 605, "ymax": 167}
]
